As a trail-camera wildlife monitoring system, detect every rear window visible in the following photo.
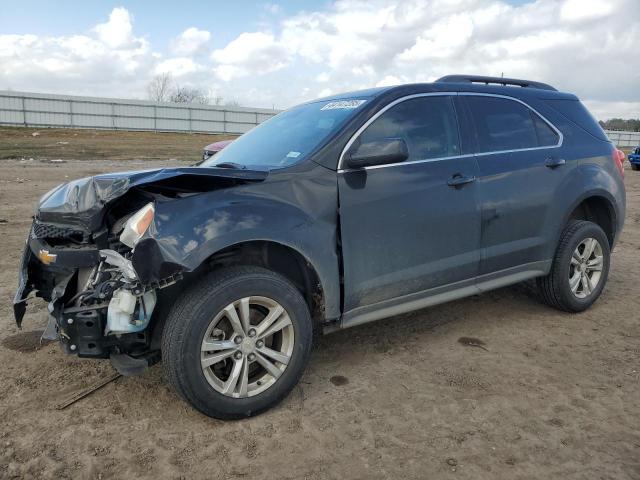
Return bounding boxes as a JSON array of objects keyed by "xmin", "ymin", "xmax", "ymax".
[
  {"xmin": 466, "ymin": 96, "xmax": 558, "ymax": 153},
  {"xmin": 545, "ymin": 99, "xmax": 608, "ymax": 142}
]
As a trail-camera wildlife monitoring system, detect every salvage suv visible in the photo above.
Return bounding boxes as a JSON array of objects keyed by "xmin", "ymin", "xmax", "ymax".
[{"xmin": 14, "ymin": 75, "xmax": 626, "ymax": 419}]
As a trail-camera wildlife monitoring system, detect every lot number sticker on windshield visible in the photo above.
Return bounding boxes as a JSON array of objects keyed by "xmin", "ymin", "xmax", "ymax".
[{"xmin": 321, "ymin": 100, "xmax": 366, "ymax": 110}]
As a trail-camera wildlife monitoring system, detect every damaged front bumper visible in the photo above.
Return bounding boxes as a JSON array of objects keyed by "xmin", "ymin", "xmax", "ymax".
[
  {"xmin": 14, "ymin": 231, "xmax": 96, "ymax": 328},
  {"xmin": 14, "ymin": 165, "xmax": 268, "ymax": 373},
  {"xmin": 13, "ymin": 222, "xmax": 169, "ymax": 369}
]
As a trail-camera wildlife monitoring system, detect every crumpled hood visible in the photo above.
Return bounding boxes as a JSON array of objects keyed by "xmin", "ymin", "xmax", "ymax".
[{"xmin": 37, "ymin": 166, "xmax": 268, "ymax": 231}]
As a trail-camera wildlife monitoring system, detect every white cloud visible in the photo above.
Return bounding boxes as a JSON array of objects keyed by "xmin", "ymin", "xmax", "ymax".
[
  {"xmin": 584, "ymin": 101, "xmax": 640, "ymax": 121},
  {"xmin": 375, "ymin": 75, "xmax": 402, "ymax": 87},
  {"xmin": 561, "ymin": 0, "xmax": 614, "ymax": 22},
  {"xmin": 211, "ymin": 32, "xmax": 289, "ymax": 81},
  {"xmin": 264, "ymin": 3, "xmax": 281, "ymax": 14},
  {"xmin": 171, "ymin": 27, "xmax": 211, "ymax": 56},
  {"xmin": 0, "ymin": 7, "xmax": 152, "ymax": 97},
  {"xmin": 398, "ymin": 14, "xmax": 475, "ymax": 61},
  {"xmin": 0, "ymin": 1, "xmax": 639, "ymax": 119},
  {"xmin": 93, "ymin": 7, "xmax": 136, "ymax": 49},
  {"xmin": 155, "ymin": 57, "xmax": 203, "ymax": 76}
]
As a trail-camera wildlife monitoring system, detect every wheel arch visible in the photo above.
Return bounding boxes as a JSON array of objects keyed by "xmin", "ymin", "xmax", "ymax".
[
  {"xmin": 564, "ymin": 192, "xmax": 618, "ymax": 247},
  {"xmin": 149, "ymin": 238, "xmax": 330, "ymax": 350},
  {"xmin": 196, "ymin": 239, "xmax": 326, "ymax": 323}
]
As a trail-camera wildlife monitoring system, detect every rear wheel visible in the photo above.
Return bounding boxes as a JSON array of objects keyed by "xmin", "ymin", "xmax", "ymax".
[
  {"xmin": 162, "ymin": 266, "xmax": 313, "ymax": 419},
  {"xmin": 537, "ymin": 220, "xmax": 610, "ymax": 312}
]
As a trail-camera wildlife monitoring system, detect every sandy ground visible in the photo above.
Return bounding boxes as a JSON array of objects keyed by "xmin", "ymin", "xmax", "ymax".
[{"xmin": 0, "ymin": 156, "xmax": 639, "ymax": 480}]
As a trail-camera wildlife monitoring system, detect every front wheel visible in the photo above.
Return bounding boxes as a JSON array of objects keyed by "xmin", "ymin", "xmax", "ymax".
[
  {"xmin": 537, "ymin": 220, "xmax": 610, "ymax": 312},
  {"xmin": 631, "ymin": 164, "xmax": 640, "ymax": 171},
  {"xmin": 162, "ymin": 266, "xmax": 313, "ymax": 419}
]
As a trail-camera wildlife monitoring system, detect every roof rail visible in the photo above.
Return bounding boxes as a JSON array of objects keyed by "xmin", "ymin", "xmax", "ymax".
[{"xmin": 436, "ymin": 75, "xmax": 557, "ymax": 92}]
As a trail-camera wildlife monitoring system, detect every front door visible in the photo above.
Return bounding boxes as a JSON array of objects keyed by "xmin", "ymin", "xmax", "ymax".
[{"xmin": 338, "ymin": 94, "xmax": 481, "ymax": 314}]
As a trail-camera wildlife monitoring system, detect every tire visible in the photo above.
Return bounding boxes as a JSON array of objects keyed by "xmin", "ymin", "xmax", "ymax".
[
  {"xmin": 161, "ymin": 266, "xmax": 313, "ymax": 419},
  {"xmin": 631, "ymin": 164, "xmax": 640, "ymax": 171},
  {"xmin": 537, "ymin": 220, "xmax": 610, "ymax": 312}
]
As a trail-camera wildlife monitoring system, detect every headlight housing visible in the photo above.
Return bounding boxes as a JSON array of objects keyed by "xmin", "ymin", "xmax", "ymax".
[{"xmin": 119, "ymin": 203, "xmax": 155, "ymax": 248}]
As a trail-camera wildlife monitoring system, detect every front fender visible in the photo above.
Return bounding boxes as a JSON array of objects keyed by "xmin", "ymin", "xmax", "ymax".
[{"xmin": 132, "ymin": 172, "xmax": 341, "ymax": 320}]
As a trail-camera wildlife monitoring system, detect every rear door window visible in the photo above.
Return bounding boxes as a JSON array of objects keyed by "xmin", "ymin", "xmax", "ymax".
[
  {"xmin": 466, "ymin": 96, "xmax": 557, "ymax": 153},
  {"xmin": 359, "ymin": 96, "xmax": 460, "ymax": 161}
]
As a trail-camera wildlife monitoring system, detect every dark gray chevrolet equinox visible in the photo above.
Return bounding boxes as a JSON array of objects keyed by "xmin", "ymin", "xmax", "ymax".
[{"xmin": 14, "ymin": 75, "xmax": 626, "ymax": 418}]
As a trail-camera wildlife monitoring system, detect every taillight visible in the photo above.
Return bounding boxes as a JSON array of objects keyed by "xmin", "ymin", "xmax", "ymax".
[{"xmin": 613, "ymin": 148, "xmax": 625, "ymax": 178}]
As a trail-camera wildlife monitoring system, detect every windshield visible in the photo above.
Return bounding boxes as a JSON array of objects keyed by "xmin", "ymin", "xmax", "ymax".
[{"xmin": 201, "ymin": 99, "xmax": 367, "ymax": 169}]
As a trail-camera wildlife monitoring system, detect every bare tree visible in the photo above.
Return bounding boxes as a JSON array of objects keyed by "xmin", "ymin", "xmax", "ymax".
[
  {"xmin": 170, "ymin": 85, "xmax": 210, "ymax": 105},
  {"xmin": 225, "ymin": 99, "xmax": 241, "ymax": 107},
  {"xmin": 147, "ymin": 73, "xmax": 173, "ymax": 102}
]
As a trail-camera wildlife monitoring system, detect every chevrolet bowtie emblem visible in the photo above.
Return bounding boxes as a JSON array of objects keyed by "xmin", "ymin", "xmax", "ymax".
[{"xmin": 37, "ymin": 249, "xmax": 57, "ymax": 265}]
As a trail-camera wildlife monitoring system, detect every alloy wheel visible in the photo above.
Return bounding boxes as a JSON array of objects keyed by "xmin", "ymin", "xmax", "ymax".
[
  {"xmin": 569, "ymin": 237, "xmax": 604, "ymax": 299},
  {"xmin": 200, "ymin": 296, "xmax": 294, "ymax": 398}
]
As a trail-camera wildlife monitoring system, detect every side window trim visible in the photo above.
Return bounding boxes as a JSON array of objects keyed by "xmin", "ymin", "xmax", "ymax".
[
  {"xmin": 453, "ymin": 95, "xmax": 479, "ymax": 155},
  {"xmin": 458, "ymin": 92, "xmax": 563, "ymax": 157},
  {"xmin": 337, "ymin": 92, "xmax": 563, "ymax": 171}
]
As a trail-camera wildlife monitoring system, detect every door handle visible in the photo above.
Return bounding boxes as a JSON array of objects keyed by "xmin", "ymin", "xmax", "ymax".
[
  {"xmin": 545, "ymin": 157, "xmax": 566, "ymax": 168},
  {"xmin": 447, "ymin": 174, "xmax": 476, "ymax": 188}
]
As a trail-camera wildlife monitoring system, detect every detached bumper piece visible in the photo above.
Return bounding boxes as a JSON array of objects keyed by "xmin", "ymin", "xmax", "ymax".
[{"xmin": 13, "ymin": 229, "xmax": 100, "ymax": 327}]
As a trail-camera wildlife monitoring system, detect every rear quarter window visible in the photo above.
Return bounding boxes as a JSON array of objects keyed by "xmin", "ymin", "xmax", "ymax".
[
  {"xmin": 544, "ymin": 99, "xmax": 609, "ymax": 142},
  {"xmin": 531, "ymin": 113, "xmax": 560, "ymax": 147}
]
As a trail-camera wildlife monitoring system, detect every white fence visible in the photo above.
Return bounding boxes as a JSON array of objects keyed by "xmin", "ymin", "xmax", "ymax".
[
  {"xmin": 605, "ymin": 130, "xmax": 640, "ymax": 148},
  {"xmin": 2, "ymin": 90, "xmax": 637, "ymax": 146},
  {"xmin": 0, "ymin": 90, "xmax": 279, "ymax": 135}
]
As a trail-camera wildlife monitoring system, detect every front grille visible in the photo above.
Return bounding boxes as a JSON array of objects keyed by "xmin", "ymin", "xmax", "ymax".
[{"xmin": 32, "ymin": 221, "xmax": 88, "ymax": 242}]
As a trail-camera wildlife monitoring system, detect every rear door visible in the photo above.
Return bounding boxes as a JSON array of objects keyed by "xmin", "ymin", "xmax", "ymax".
[
  {"xmin": 460, "ymin": 94, "xmax": 569, "ymax": 276},
  {"xmin": 338, "ymin": 94, "xmax": 481, "ymax": 313}
]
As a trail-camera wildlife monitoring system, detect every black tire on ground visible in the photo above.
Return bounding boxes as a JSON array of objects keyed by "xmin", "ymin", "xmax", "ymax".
[
  {"xmin": 536, "ymin": 220, "xmax": 610, "ymax": 312},
  {"xmin": 161, "ymin": 266, "xmax": 313, "ymax": 419},
  {"xmin": 631, "ymin": 164, "xmax": 640, "ymax": 171}
]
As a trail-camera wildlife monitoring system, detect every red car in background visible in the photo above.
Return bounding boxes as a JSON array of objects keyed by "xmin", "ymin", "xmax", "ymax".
[{"xmin": 202, "ymin": 139, "xmax": 233, "ymax": 161}]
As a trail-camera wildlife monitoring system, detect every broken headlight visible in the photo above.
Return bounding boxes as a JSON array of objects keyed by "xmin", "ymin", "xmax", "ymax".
[{"xmin": 119, "ymin": 203, "xmax": 155, "ymax": 248}]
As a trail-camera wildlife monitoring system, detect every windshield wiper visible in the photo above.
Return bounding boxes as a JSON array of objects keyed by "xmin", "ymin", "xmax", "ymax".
[{"xmin": 213, "ymin": 162, "xmax": 247, "ymax": 170}]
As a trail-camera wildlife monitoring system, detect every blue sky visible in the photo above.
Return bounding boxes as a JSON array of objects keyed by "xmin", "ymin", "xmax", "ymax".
[
  {"xmin": 1, "ymin": 0, "xmax": 532, "ymax": 44},
  {"xmin": 0, "ymin": 0, "xmax": 638, "ymax": 118},
  {"xmin": 2, "ymin": 1, "xmax": 327, "ymax": 46}
]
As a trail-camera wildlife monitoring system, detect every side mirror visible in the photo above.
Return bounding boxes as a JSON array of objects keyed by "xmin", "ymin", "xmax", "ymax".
[{"xmin": 345, "ymin": 138, "xmax": 409, "ymax": 169}]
